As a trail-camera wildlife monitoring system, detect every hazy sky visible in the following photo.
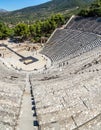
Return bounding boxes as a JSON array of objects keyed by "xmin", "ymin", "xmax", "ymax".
[{"xmin": 0, "ymin": 0, "xmax": 51, "ymax": 11}]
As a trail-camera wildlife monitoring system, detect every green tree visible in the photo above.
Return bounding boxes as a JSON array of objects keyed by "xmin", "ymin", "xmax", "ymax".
[
  {"xmin": 14, "ymin": 23, "xmax": 30, "ymax": 41},
  {"xmin": 0, "ymin": 22, "xmax": 12, "ymax": 39},
  {"xmin": 29, "ymin": 24, "xmax": 36, "ymax": 36},
  {"xmin": 79, "ymin": 0, "xmax": 101, "ymax": 16},
  {"xmin": 51, "ymin": 14, "xmax": 65, "ymax": 27}
]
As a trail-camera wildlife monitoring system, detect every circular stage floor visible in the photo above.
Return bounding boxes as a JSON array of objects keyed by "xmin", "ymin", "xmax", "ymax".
[{"xmin": 0, "ymin": 40, "xmax": 51, "ymax": 72}]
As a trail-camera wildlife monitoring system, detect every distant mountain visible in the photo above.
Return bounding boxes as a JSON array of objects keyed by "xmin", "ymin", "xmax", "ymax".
[
  {"xmin": 0, "ymin": 0, "xmax": 94, "ymax": 24},
  {"xmin": 0, "ymin": 9, "xmax": 8, "ymax": 13}
]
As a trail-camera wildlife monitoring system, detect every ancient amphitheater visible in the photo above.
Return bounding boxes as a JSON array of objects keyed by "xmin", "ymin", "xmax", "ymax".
[{"xmin": 0, "ymin": 16, "xmax": 101, "ymax": 130}]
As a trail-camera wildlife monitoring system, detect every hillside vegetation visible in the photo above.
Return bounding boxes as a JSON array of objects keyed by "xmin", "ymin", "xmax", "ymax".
[
  {"xmin": 0, "ymin": 14, "xmax": 65, "ymax": 42},
  {"xmin": 0, "ymin": 0, "xmax": 93, "ymax": 24},
  {"xmin": 79, "ymin": 0, "xmax": 101, "ymax": 16},
  {"xmin": 0, "ymin": 0, "xmax": 100, "ymax": 43}
]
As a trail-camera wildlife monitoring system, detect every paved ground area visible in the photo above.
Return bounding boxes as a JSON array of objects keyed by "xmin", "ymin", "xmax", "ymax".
[
  {"xmin": 4, "ymin": 51, "xmax": 47, "ymax": 71},
  {"xmin": 0, "ymin": 40, "xmax": 51, "ymax": 71}
]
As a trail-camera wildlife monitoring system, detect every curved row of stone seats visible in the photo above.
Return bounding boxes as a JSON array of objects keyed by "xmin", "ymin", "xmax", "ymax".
[
  {"xmin": 66, "ymin": 16, "xmax": 101, "ymax": 35},
  {"xmin": 32, "ymin": 45, "xmax": 101, "ymax": 80},
  {"xmin": 64, "ymin": 36, "xmax": 101, "ymax": 62},
  {"xmin": 0, "ymin": 61, "xmax": 25, "ymax": 129},
  {"xmin": 0, "ymin": 61, "xmax": 25, "ymax": 89},
  {"xmin": 0, "ymin": 61, "xmax": 25, "ymax": 84},
  {"xmin": 41, "ymin": 29, "xmax": 101, "ymax": 63},
  {"xmin": 31, "ymin": 69, "xmax": 101, "ymax": 129},
  {"xmin": 0, "ymin": 122, "xmax": 13, "ymax": 130},
  {"xmin": 0, "ymin": 81, "xmax": 25, "ymax": 130},
  {"xmin": 31, "ymin": 47, "xmax": 101, "ymax": 129},
  {"xmin": 32, "ymin": 73, "xmax": 101, "ymax": 129}
]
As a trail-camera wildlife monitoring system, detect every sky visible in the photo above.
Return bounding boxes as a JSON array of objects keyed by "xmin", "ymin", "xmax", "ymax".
[{"xmin": 0, "ymin": 0, "xmax": 51, "ymax": 11}]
